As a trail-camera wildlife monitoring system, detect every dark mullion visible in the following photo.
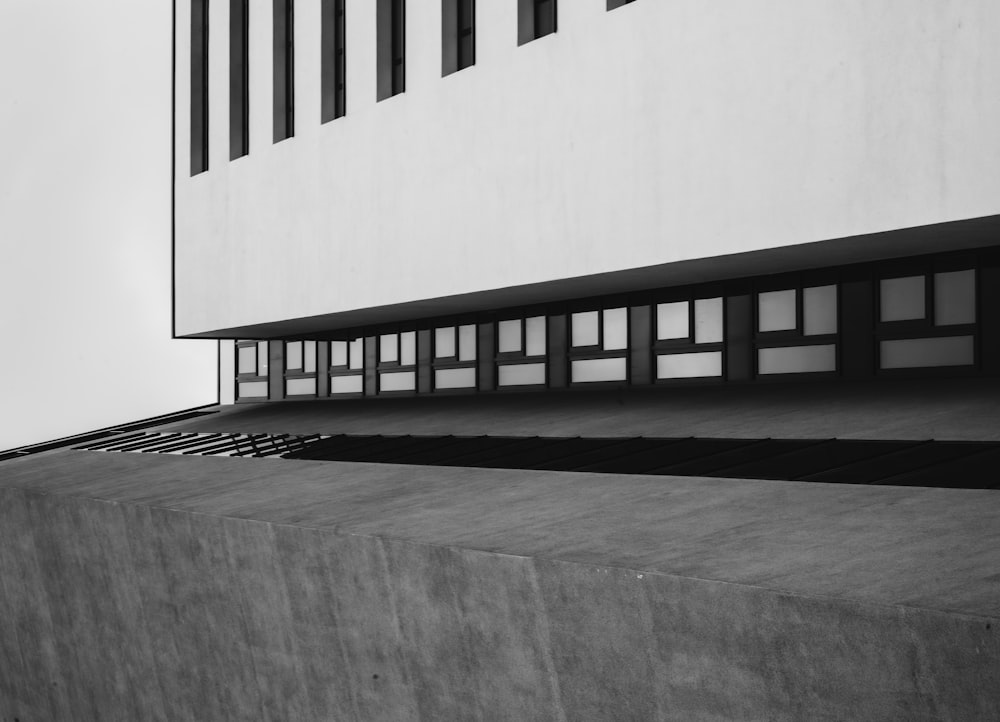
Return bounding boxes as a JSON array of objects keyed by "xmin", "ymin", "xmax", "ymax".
[
  {"xmin": 190, "ymin": 0, "xmax": 210, "ymax": 175},
  {"xmin": 229, "ymin": 0, "xmax": 249, "ymax": 159},
  {"xmin": 273, "ymin": 0, "xmax": 294, "ymax": 142}
]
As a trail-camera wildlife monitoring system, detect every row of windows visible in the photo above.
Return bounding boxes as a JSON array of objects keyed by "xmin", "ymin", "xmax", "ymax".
[
  {"xmin": 191, "ymin": 0, "xmax": 638, "ymax": 174},
  {"xmin": 235, "ymin": 262, "xmax": 987, "ymax": 400}
]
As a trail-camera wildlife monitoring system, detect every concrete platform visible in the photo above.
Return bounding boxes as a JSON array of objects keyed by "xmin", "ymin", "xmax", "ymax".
[
  {"xmin": 164, "ymin": 376, "xmax": 1000, "ymax": 441},
  {"xmin": 2, "ymin": 448, "xmax": 999, "ymax": 720}
]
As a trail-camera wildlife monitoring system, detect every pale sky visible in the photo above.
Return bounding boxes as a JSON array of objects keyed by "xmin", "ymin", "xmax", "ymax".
[{"xmin": 0, "ymin": 1, "xmax": 218, "ymax": 450}]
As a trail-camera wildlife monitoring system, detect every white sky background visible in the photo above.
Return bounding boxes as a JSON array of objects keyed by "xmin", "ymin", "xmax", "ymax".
[{"xmin": 0, "ymin": 1, "xmax": 218, "ymax": 450}]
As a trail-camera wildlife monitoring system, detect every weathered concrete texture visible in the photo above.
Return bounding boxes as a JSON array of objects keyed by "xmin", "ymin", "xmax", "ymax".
[
  {"xmin": 0, "ymin": 482, "xmax": 998, "ymax": 721},
  {"xmin": 162, "ymin": 377, "xmax": 1000, "ymax": 441}
]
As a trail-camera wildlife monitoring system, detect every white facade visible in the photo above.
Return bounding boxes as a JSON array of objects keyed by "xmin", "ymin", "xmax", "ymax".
[{"xmin": 174, "ymin": 0, "xmax": 1000, "ymax": 338}]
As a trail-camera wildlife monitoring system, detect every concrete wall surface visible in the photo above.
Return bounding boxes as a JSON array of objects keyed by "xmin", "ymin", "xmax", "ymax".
[
  {"xmin": 173, "ymin": 0, "xmax": 1000, "ymax": 335},
  {"xmin": 2, "ymin": 451, "xmax": 1000, "ymax": 719}
]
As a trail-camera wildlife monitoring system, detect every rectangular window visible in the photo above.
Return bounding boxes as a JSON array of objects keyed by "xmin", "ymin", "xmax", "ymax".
[
  {"xmin": 329, "ymin": 337, "xmax": 364, "ymax": 396},
  {"xmin": 377, "ymin": 0, "xmax": 405, "ymax": 100},
  {"xmin": 442, "ymin": 0, "xmax": 474, "ymax": 76},
  {"xmin": 284, "ymin": 340, "xmax": 317, "ymax": 397},
  {"xmin": 236, "ymin": 340, "xmax": 269, "ymax": 401},
  {"xmin": 518, "ymin": 0, "xmax": 556, "ymax": 45},
  {"xmin": 880, "ymin": 336, "xmax": 975, "ymax": 370},
  {"xmin": 497, "ymin": 315, "xmax": 547, "ymax": 388},
  {"xmin": 190, "ymin": 0, "xmax": 210, "ymax": 175},
  {"xmin": 273, "ymin": 0, "xmax": 294, "ymax": 142},
  {"xmin": 321, "ymin": 0, "xmax": 346, "ymax": 121},
  {"xmin": 654, "ymin": 296, "xmax": 724, "ymax": 381},
  {"xmin": 229, "ymin": 0, "xmax": 249, "ymax": 159}
]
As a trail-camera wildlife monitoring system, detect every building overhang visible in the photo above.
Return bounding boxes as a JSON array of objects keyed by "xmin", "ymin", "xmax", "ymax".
[{"xmin": 177, "ymin": 214, "xmax": 1000, "ymax": 340}]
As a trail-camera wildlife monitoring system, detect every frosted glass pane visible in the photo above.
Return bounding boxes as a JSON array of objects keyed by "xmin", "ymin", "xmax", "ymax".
[
  {"xmin": 758, "ymin": 290, "xmax": 797, "ymax": 332},
  {"xmin": 498, "ymin": 362, "xmax": 546, "ymax": 387},
  {"xmin": 286, "ymin": 341, "xmax": 303, "ymax": 371},
  {"xmin": 400, "ymin": 332, "xmax": 417, "ymax": 365},
  {"xmin": 257, "ymin": 342, "xmax": 269, "ymax": 376},
  {"xmin": 572, "ymin": 311, "xmax": 600, "ymax": 347},
  {"xmin": 380, "ymin": 334, "xmax": 398, "ymax": 363},
  {"xmin": 880, "ymin": 336, "xmax": 974, "ymax": 369},
  {"xmin": 286, "ymin": 377, "xmax": 317, "ymax": 396},
  {"xmin": 803, "ymin": 285, "xmax": 838, "ymax": 336},
  {"xmin": 525, "ymin": 316, "xmax": 546, "ymax": 356},
  {"xmin": 656, "ymin": 302, "xmax": 689, "ymax": 340},
  {"xmin": 694, "ymin": 298, "xmax": 723, "ymax": 344},
  {"xmin": 458, "ymin": 325, "xmax": 477, "ymax": 361},
  {"xmin": 330, "ymin": 374, "xmax": 364, "ymax": 394},
  {"xmin": 498, "ymin": 320, "xmax": 522, "ymax": 353},
  {"xmin": 380, "ymin": 371, "xmax": 416, "ymax": 392},
  {"xmin": 349, "ymin": 339, "xmax": 364, "ymax": 370},
  {"xmin": 435, "ymin": 367, "xmax": 477, "ymax": 390},
  {"xmin": 934, "ymin": 270, "xmax": 976, "ymax": 326},
  {"xmin": 758, "ymin": 345, "xmax": 836, "ymax": 375},
  {"xmin": 238, "ymin": 345, "xmax": 257, "ymax": 374},
  {"xmin": 571, "ymin": 357, "xmax": 627, "ymax": 383},
  {"xmin": 657, "ymin": 351, "xmax": 723, "ymax": 379},
  {"xmin": 603, "ymin": 308, "xmax": 628, "ymax": 350},
  {"xmin": 238, "ymin": 381, "xmax": 268, "ymax": 399},
  {"xmin": 330, "ymin": 341, "xmax": 348, "ymax": 367},
  {"xmin": 304, "ymin": 341, "xmax": 316, "ymax": 373},
  {"xmin": 435, "ymin": 327, "xmax": 455, "ymax": 358},
  {"xmin": 880, "ymin": 276, "xmax": 925, "ymax": 322}
]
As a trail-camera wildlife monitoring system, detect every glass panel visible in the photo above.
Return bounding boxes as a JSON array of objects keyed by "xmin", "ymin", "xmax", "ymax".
[
  {"xmin": 498, "ymin": 320, "xmax": 522, "ymax": 353},
  {"xmin": 238, "ymin": 345, "xmax": 257, "ymax": 374},
  {"xmin": 257, "ymin": 341, "xmax": 269, "ymax": 376},
  {"xmin": 880, "ymin": 336, "xmax": 974, "ymax": 369},
  {"xmin": 880, "ymin": 276, "xmax": 925, "ymax": 322},
  {"xmin": 803, "ymin": 285, "xmax": 838, "ymax": 336},
  {"xmin": 286, "ymin": 377, "xmax": 317, "ymax": 396},
  {"xmin": 758, "ymin": 290, "xmax": 797, "ymax": 332},
  {"xmin": 400, "ymin": 332, "xmax": 417, "ymax": 365},
  {"xmin": 349, "ymin": 338, "xmax": 364, "ymax": 370},
  {"xmin": 694, "ymin": 298, "xmax": 723, "ymax": 344},
  {"xmin": 525, "ymin": 316, "xmax": 546, "ymax": 356},
  {"xmin": 498, "ymin": 362, "xmax": 546, "ymax": 387},
  {"xmin": 330, "ymin": 374, "xmax": 364, "ymax": 394},
  {"xmin": 286, "ymin": 341, "xmax": 303, "ymax": 371},
  {"xmin": 435, "ymin": 367, "xmax": 477, "ymax": 390},
  {"xmin": 238, "ymin": 380, "xmax": 268, "ymax": 399},
  {"xmin": 571, "ymin": 311, "xmax": 600, "ymax": 347},
  {"xmin": 571, "ymin": 357, "xmax": 628, "ymax": 383},
  {"xmin": 380, "ymin": 334, "xmax": 398, "ymax": 363},
  {"xmin": 458, "ymin": 325, "xmax": 477, "ymax": 361},
  {"xmin": 656, "ymin": 351, "xmax": 723, "ymax": 379},
  {"xmin": 656, "ymin": 301, "xmax": 689, "ymax": 340},
  {"xmin": 603, "ymin": 308, "xmax": 628, "ymax": 350},
  {"xmin": 330, "ymin": 341, "xmax": 348, "ymax": 367},
  {"xmin": 758, "ymin": 344, "xmax": 836, "ymax": 375},
  {"xmin": 934, "ymin": 270, "xmax": 976, "ymax": 326},
  {"xmin": 304, "ymin": 341, "xmax": 317, "ymax": 373},
  {"xmin": 379, "ymin": 370, "xmax": 416, "ymax": 392},
  {"xmin": 435, "ymin": 327, "xmax": 456, "ymax": 358}
]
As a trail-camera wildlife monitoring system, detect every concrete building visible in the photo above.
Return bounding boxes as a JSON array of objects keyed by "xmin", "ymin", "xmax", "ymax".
[{"xmin": 3, "ymin": 1, "xmax": 1000, "ymax": 719}]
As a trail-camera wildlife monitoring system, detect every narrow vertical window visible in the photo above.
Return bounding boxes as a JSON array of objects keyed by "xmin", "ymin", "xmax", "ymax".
[
  {"xmin": 273, "ymin": 0, "xmax": 294, "ymax": 142},
  {"xmin": 229, "ymin": 0, "xmax": 249, "ymax": 159},
  {"xmin": 190, "ymin": 0, "xmax": 210, "ymax": 175},
  {"xmin": 442, "ymin": 0, "xmax": 474, "ymax": 76},
  {"xmin": 377, "ymin": 0, "xmax": 405, "ymax": 100},
  {"xmin": 321, "ymin": 0, "xmax": 347, "ymax": 121},
  {"xmin": 518, "ymin": 0, "xmax": 556, "ymax": 45}
]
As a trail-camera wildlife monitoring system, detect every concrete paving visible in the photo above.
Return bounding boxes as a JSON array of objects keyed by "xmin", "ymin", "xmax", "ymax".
[{"xmin": 1, "ymin": 448, "xmax": 999, "ymax": 719}]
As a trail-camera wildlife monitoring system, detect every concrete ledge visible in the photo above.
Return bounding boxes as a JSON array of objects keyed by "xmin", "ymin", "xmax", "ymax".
[{"xmin": 0, "ymin": 483, "xmax": 997, "ymax": 720}]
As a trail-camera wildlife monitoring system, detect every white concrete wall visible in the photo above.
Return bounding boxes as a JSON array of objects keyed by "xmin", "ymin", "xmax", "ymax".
[{"xmin": 174, "ymin": 0, "xmax": 1000, "ymax": 336}]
